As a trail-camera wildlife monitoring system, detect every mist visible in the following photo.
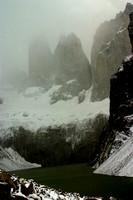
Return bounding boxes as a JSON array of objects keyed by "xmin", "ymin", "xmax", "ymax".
[{"xmin": 0, "ymin": 0, "xmax": 132, "ymax": 84}]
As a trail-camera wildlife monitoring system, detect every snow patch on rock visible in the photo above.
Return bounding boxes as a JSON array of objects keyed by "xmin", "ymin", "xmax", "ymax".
[
  {"xmin": 94, "ymin": 136, "xmax": 133, "ymax": 177},
  {"xmin": 0, "ymin": 146, "xmax": 41, "ymax": 171}
]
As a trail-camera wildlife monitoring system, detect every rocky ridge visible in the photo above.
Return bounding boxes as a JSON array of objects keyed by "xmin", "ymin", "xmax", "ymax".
[
  {"xmin": 91, "ymin": 3, "xmax": 133, "ymax": 101},
  {"xmin": 92, "ymin": 11, "xmax": 133, "ymax": 169},
  {"xmin": 29, "ymin": 33, "xmax": 92, "ymax": 104}
]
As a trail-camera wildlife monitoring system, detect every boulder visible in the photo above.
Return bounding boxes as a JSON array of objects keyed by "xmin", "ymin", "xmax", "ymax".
[
  {"xmin": 0, "ymin": 169, "xmax": 17, "ymax": 190},
  {"xmin": 0, "ymin": 182, "xmax": 11, "ymax": 200}
]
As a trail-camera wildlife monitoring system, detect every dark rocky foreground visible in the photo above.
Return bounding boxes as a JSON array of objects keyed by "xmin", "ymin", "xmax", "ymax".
[{"xmin": 0, "ymin": 169, "xmax": 115, "ymax": 200}]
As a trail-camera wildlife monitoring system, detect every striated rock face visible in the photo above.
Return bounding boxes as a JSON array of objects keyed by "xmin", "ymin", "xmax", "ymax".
[
  {"xmin": 91, "ymin": 12, "xmax": 133, "ymax": 166},
  {"xmin": 29, "ymin": 39, "xmax": 54, "ymax": 89},
  {"xmin": 95, "ymin": 55, "xmax": 133, "ymax": 166},
  {"xmin": 0, "ymin": 146, "xmax": 40, "ymax": 171},
  {"xmin": 91, "ymin": 3, "xmax": 133, "ymax": 101},
  {"xmin": 92, "ymin": 54, "xmax": 133, "ymax": 166},
  {"xmin": 1, "ymin": 113, "xmax": 108, "ymax": 167},
  {"xmin": 128, "ymin": 12, "xmax": 133, "ymax": 52},
  {"xmin": 52, "ymin": 33, "xmax": 92, "ymax": 103}
]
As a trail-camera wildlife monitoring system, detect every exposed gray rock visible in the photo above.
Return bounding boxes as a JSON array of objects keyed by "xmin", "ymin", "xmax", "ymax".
[
  {"xmin": 0, "ymin": 145, "xmax": 40, "ymax": 171},
  {"xmin": 29, "ymin": 38, "xmax": 54, "ymax": 89},
  {"xmin": 52, "ymin": 33, "xmax": 92, "ymax": 103},
  {"xmin": 92, "ymin": 54, "xmax": 133, "ymax": 167},
  {"xmin": 91, "ymin": 3, "xmax": 133, "ymax": 101}
]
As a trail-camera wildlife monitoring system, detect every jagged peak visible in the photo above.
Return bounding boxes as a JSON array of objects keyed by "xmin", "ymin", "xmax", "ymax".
[
  {"xmin": 124, "ymin": 2, "xmax": 133, "ymax": 14},
  {"xmin": 58, "ymin": 32, "xmax": 81, "ymax": 47}
]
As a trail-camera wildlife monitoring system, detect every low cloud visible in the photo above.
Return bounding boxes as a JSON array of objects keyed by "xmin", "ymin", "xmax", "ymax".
[{"xmin": 0, "ymin": 0, "xmax": 132, "ymax": 77}]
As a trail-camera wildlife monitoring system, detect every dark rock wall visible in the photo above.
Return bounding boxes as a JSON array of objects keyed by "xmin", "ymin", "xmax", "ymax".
[
  {"xmin": 1, "ymin": 113, "xmax": 108, "ymax": 167},
  {"xmin": 92, "ymin": 54, "xmax": 133, "ymax": 166},
  {"xmin": 51, "ymin": 33, "xmax": 92, "ymax": 102},
  {"xmin": 54, "ymin": 33, "xmax": 92, "ymax": 88},
  {"xmin": 128, "ymin": 12, "xmax": 133, "ymax": 52},
  {"xmin": 110, "ymin": 56, "xmax": 133, "ymax": 127}
]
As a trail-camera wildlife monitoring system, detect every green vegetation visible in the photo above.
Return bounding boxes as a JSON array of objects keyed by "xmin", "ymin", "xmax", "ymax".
[{"xmin": 11, "ymin": 163, "xmax": 133, "ymax": 200}]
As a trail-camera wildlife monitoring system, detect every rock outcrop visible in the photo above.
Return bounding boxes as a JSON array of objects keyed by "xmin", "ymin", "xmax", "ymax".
[
  {"xmin": 51, "ymin": 33, "xmax": 92, "ymax": 103},
  {"xmin": 92, "ymin": 12, "xmax": 133, "ymax": 166},
  {"xmin": 29, "ymin": 38, "xmax": 54, "ymax": 89},
  {"xmin": 91, "ymin": 3, "xmax": 133, "ymax": 101}
]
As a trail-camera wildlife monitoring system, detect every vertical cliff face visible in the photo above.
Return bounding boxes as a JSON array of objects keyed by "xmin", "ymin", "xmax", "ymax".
[
  {"xmin": 54, "ymin": 33, "xmax": 92, "ymax": 88},
  {"xmin": 92, "ymin": 11, "xmax": 133, "ymax": 166},
  {"xmin": 91, "ymin": 3, "xmax": 133, "ymax": 101},
  {"xmin": 51, "ymin": 33, "xmax": 92, "ymax": 103},
  {"xmin": 28, "ymin": 34, "xmax": 92, "ymax": 103},
  {"xmin": 29, "ymin": 39, "xmax": 54, "ymax": 89},
  {"xmin": 128, "ymin": 12, "xmax": 133, "ymax": 53}
]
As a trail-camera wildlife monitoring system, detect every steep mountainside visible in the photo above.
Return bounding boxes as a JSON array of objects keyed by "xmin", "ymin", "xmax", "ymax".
[
  {"xmin": 94, "ymin": 136, "xmax": 133, "ymax": 177},
  {"xmin": 91, "ymin": 3, "xmax": 133, "ymax": 101},
  {"xmin": 0, "ymin": 87, "xmax": 108, "ymax": 168},
  {"xmin": 29, "ymin": 33, "xmax": 92, "ymax": 104},
  {"xmin": 92, "ymin": 12, "xmax": 133, "ymax": 173},
  {"xmin": 51, "ymin": 33, "xmax": 92, "ymax": 103},
  {"xmin": 0, "ymin": 146, "xmax": 40, "ymax": 171},
  {"xmin": 93, "ymin": 54, "xmax": 133, "ymax": 168}
]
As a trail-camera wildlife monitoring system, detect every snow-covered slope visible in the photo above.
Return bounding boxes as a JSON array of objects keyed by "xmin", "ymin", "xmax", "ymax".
[
  {"xmin": 0, "ymin": 85, "xmax": 109, "ymax": 168},
  {"xmin": 0, "ymin": 146, "xmax": 41, "ymax": 171},
  {"xmin": 94, "ymin": 134, "xmax": 133, "ymax": 177},
  {"xmin": 0, "ymin": 86, "xmax": 109, "ymax": 134}
]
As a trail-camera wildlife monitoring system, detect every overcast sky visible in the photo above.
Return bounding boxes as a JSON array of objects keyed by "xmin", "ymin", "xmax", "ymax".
[{"xmin": 0, "ymin": 0, "xmax": 132, "ymax": 76}]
